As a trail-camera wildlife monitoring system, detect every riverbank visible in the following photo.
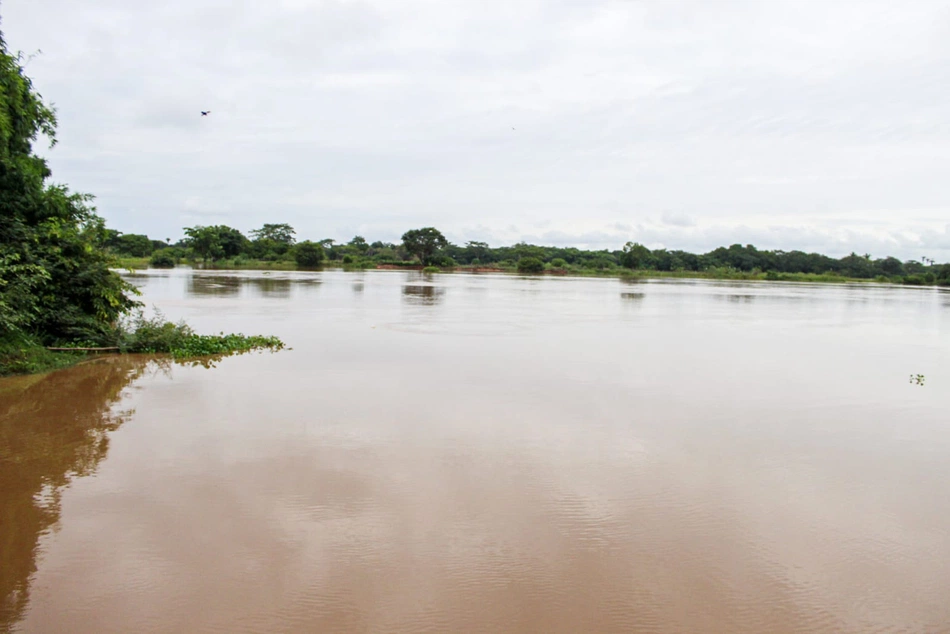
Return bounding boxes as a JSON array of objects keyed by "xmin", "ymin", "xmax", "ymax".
[
  {"xmin": 0, "ymin": 337, "xmax": 91, "ymax": 376},
  {"xmin": 117, "ymin": 259, "xmax": 950, "ymax": 288}
]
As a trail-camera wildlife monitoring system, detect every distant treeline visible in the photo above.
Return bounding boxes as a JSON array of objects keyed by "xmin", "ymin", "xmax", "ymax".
[{"xmin": 112, "ymin": 224, "xmax": 950, "ymax": 286}]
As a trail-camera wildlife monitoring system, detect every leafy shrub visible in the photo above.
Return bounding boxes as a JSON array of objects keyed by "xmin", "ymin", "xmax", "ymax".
[
  {"xmin": 149, "ymin": 249, "xmax": 176, "ymax": 268},
  {"xmin": 903, "ymin": 273, "xmax": 936, "ymax": 286},
  {"xmin": 341, "ymin": 254, "xmax": 355, "ymax": 265},
  {"xmin": 550, "ymin": 258, "xmax": 567, "ymax": 269},
  {"xmin": 293, "ymin": 241, "xmax": 325, "ymax": 267},
  {"xmin": 517, "ymin": 257, "xmax": 545, "ymax": 274},
  {"xmin": 422, "ymin": 266, "xmax": 440, "ymax": 273},
  {"xmin": 935, "ymin": 264, "xmax": 950, "ymax": 285}
]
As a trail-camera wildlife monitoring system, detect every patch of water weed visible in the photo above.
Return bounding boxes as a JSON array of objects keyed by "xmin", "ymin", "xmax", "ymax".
[{"xmin": 116, "ymin": 309, "xmax": 285, "ymax": 359}]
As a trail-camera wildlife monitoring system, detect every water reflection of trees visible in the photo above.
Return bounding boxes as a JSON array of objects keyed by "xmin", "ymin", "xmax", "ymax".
[
  {"xmin": 187, "ymin": 275, "xmax": 321, "ymax": 299},
  {"xmin": 247, "ymin": 277, "xmax": 292, "ymax": 298},
  {"xmin": 187, "ymin": 275, "xmax": 242, "ymax": 297},
  {"xmin": 0, "ymin": 357, "xmax": 158, "ymax": 630},
  {"xmin": 620, "ymin": 292, "xmax": 645, "ymax": 301},
  {"xmin": 725, "ymin": 294, "xmax": 756, "ymax": 303},
  {"xmin": 402, "ymin": 285, "xmax": 445, "ymax": 306}
]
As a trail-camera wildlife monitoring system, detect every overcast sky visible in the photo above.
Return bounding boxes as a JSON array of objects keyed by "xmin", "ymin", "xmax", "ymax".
[{"xmin": 5, "ymin": 0, "xmax": 949, "ymax": 258}]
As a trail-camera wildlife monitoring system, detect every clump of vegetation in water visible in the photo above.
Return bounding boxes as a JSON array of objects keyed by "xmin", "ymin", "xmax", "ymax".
[
  {"xmin": 422, "ymin": 266, "xmax": 440, "ymax": 273},
  {"xmin": 909, "ymin": 374, "xmax": 926, "ymax": 386},
  {"xmin": 115, "ymin": 310, "xmax": 284, "ymax": 359}
]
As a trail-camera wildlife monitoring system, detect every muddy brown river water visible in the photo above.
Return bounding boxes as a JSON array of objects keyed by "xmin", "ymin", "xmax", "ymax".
[{"xmin": 2, "ymin": 269, "xmax": 949, "ymax": 633}]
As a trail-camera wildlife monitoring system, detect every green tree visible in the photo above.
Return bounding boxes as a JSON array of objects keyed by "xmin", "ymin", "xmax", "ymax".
[
  {"xmin": 621, "ymin": 242, "xmax": 652, "ymax": 269},
  {"xmin": 512, "ymin": 242, "xmax": 546, "ymax": 261},
  {"xmin": 349, "ymin": 235, "xmax": 369, "ymax": 253},
  {"xmin": 250, "ymin": 223, "xmax": 296, "ymax": 246},
  {"xmin": 935, "ymin": 264, "xmax": 950, "ymax": 286},
  {"xmin": 464, "ymin": 241, "xmax": 490, "ymax": 264},
  {"xmin": 181, "ymin": 225, "xmax": 246, "ymax": 262},
  {"xmin": 401, "ymin": 227, "xmax": 448, "ymax": 266},
  {"xmin": 839, "ymin": 252, "xmax": 874, "ymax": 278},
  {"xmin": 106, "ymin": 232, "xmax": 154, "ymax": 257},
  {"xmin": 183, "ymin": 226, "xmax": 224, "ymax": 263},
  {"xmin": 249, "ymin": 223, "xmax": 295, "ymax": 259},
  {"xmin": 0, "ymin": 33, "xmax": 137, "ymax": 343},
  {"xmin": 293, "ymin": 241, "xmax": 325, "ymax": 267},
  {"xmin": 876, "ymin": 257, "xmax": 904, "ymax": 277},
  {"xmin": 149, "ymin": 249, "xmax": 177, "ymax": 268},
  {"xmin": 215, "ymin": 226, "xmax": 248, "ymax": 258}
]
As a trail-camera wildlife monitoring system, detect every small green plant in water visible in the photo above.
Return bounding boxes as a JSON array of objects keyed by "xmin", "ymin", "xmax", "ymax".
[
  {"xmin": 170, "ymin": 333, "xmax": 284, "ymax": 359},
  {"xmin": 909, "ymin": 374, "xmax": 925, "ymax": 386}
]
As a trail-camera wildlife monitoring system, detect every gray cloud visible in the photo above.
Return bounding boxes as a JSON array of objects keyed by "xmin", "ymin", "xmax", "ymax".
[
  {"xmin": 661, "ymin": 211, "xmax": 695, "ymax": 227},
  {"xmin": 4, "ymin": 0, "xmax": 949, "ymax": 260}
]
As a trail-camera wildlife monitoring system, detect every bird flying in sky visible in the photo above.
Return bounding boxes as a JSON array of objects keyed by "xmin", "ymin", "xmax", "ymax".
[{"xmin": 201, "ymin": 111, "xmax": 210, "ymax": 116}]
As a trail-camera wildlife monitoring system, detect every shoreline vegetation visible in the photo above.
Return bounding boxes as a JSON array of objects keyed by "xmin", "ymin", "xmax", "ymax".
[
  {"xmin": 113, "ymin": 223, "xmax": 948, "ymax": 289},
  {"xmin": 0, "ymin": 32, "xmax": 284, "ymax": 377},
  {"xmin": 116, "ymin": 255, "xmax": 945, "ymax": 287},
  {"xmin": 0, "ymin": 311, "xmax": 285, "ymax": 377}
]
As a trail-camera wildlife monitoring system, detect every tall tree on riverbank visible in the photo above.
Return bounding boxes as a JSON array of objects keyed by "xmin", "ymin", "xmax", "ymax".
[
  {"xmin": 0, "ymin": 29, "xmax": 137, "ymax": 343},
  {"xmin": 402, "ymin": 227, "xmax": 448, "ymax": 266}
]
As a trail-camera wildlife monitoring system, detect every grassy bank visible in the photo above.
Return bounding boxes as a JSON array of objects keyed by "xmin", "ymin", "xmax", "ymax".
[
  {"xmin": 115, "ymin": 256, "xmax": 150, "ymax": 269},
  {"xmin": 0, "ymin": 336, "xmax": 91, "ymax": 376}
]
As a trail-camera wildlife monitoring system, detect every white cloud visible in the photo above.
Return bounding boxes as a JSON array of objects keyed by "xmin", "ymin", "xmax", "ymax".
[{"xmin": 3, "ymin": 0, "xmax": 949, "ymax": 259}]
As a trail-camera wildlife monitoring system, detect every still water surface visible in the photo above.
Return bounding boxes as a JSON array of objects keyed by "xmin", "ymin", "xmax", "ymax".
[{"xmin": 2, "ymin": 270, "xmax": 950, "ymax": 633}]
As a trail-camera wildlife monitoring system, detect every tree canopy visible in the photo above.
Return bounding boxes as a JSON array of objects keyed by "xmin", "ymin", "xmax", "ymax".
[
  {"xmin": 401, "ymin": 227, "xmax": 448, "ymax": 266},
  {"xmin": 0, "ymin": 31, "xmax": 137, "ymax": 344}
]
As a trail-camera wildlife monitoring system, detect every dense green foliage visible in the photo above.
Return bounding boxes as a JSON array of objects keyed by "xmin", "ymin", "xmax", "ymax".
[
  {"xmin": 117, "ymin": 217, "xmax": 950, "ymax": 286},
  {"xmin": 517, "ymin": 257, "xmax": 545, "ymax": 274},
  {"xmin": 401, "ymin": 227, "xmax": 449, "ymax": 266},
  {"xmin": 0, "ymin": 30, "xmax": 284, "ymax": 374},
  {"xmin": 0, "ymin": 334, "xmax": 80, "ymax": 376},
  {"xmin": 0, "ymin": 32, "xmax": 138, "ymax": 345},
  {"xmin": 292, "ymin": 240, "xmax": 325, "ymax": 267},
  {"xmin": 149, "ymin": 248, "xmax": 177, "ymax": 268}
]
